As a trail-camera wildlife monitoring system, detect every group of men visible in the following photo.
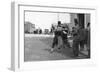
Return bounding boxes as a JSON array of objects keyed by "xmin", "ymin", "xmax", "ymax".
[
  {"xmin": 72, "ymin": 22, "xmax": 90, "ymax": 57},
  {"xmin": 51, "ymin": 21, "xmax": 90, "ymax": 58},
  {"xmin": 51, "ymin": 21, "xmax": 69, "ymax": 51}
]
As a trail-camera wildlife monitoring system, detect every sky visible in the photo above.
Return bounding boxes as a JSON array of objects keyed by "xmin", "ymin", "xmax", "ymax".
[{"xmin": 25, "ymin": 11, "xmax": 71, "ymax": 31}]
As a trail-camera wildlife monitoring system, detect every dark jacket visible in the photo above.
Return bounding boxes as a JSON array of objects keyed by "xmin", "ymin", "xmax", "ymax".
[{"xmin": 73, "ymin": 28, "xmax": 87, "ymax": 42}]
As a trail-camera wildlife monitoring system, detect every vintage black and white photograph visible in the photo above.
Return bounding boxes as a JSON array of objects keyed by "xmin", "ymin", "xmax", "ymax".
[{"xmin": 24, "ymin": 11, "xmax": 90, "ymax": 62}]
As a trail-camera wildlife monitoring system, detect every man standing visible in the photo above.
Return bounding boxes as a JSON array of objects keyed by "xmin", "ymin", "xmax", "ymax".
[
  {"xmin": 86, "ymin": 23, "xmax": 90, "ymax": 58},
  {"xmin": 61, "ymin": 27, "xmax": 69, "ymax": 48},
  {"xmin": 51, "ymin": 21, "xmax": 62, "ymax": 52},
  {"xmin": 72, "ymin": 23, "xmax": 88, "ymax": 57},
  {"xmin": 72, "ymin": 24, "xmax": 80, "ymax": 57}
]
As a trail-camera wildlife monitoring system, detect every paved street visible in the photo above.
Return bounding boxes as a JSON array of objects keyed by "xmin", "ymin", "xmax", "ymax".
[{"xmin": 24, "ymin": 34, "xmax": 89, "ymax": 62}]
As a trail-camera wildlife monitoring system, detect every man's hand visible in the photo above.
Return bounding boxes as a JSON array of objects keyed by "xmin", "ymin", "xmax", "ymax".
[{"xmin": 63, "ymin": 31, "xmax": 67, "ymax": 34}]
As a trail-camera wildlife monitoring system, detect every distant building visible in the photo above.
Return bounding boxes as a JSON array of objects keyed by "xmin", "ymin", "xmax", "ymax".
[
  {"xmin": 44, "ymin": 29, "xmax": 49, "ymax": 34},
  {"xmin": 24, "ymin": 21, "xmax": 35, "ymax": 33}
]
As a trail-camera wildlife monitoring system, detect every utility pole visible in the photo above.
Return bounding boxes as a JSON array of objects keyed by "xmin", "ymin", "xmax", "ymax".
[{"xmin": 57, "ymin": 13, "xmax": 59, "ymax": 21}]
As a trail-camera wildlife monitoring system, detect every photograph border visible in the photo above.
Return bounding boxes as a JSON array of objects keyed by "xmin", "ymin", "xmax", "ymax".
[{"xmin": 11, "ymin": 2, "xmax": 97, "ymax": 71}]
